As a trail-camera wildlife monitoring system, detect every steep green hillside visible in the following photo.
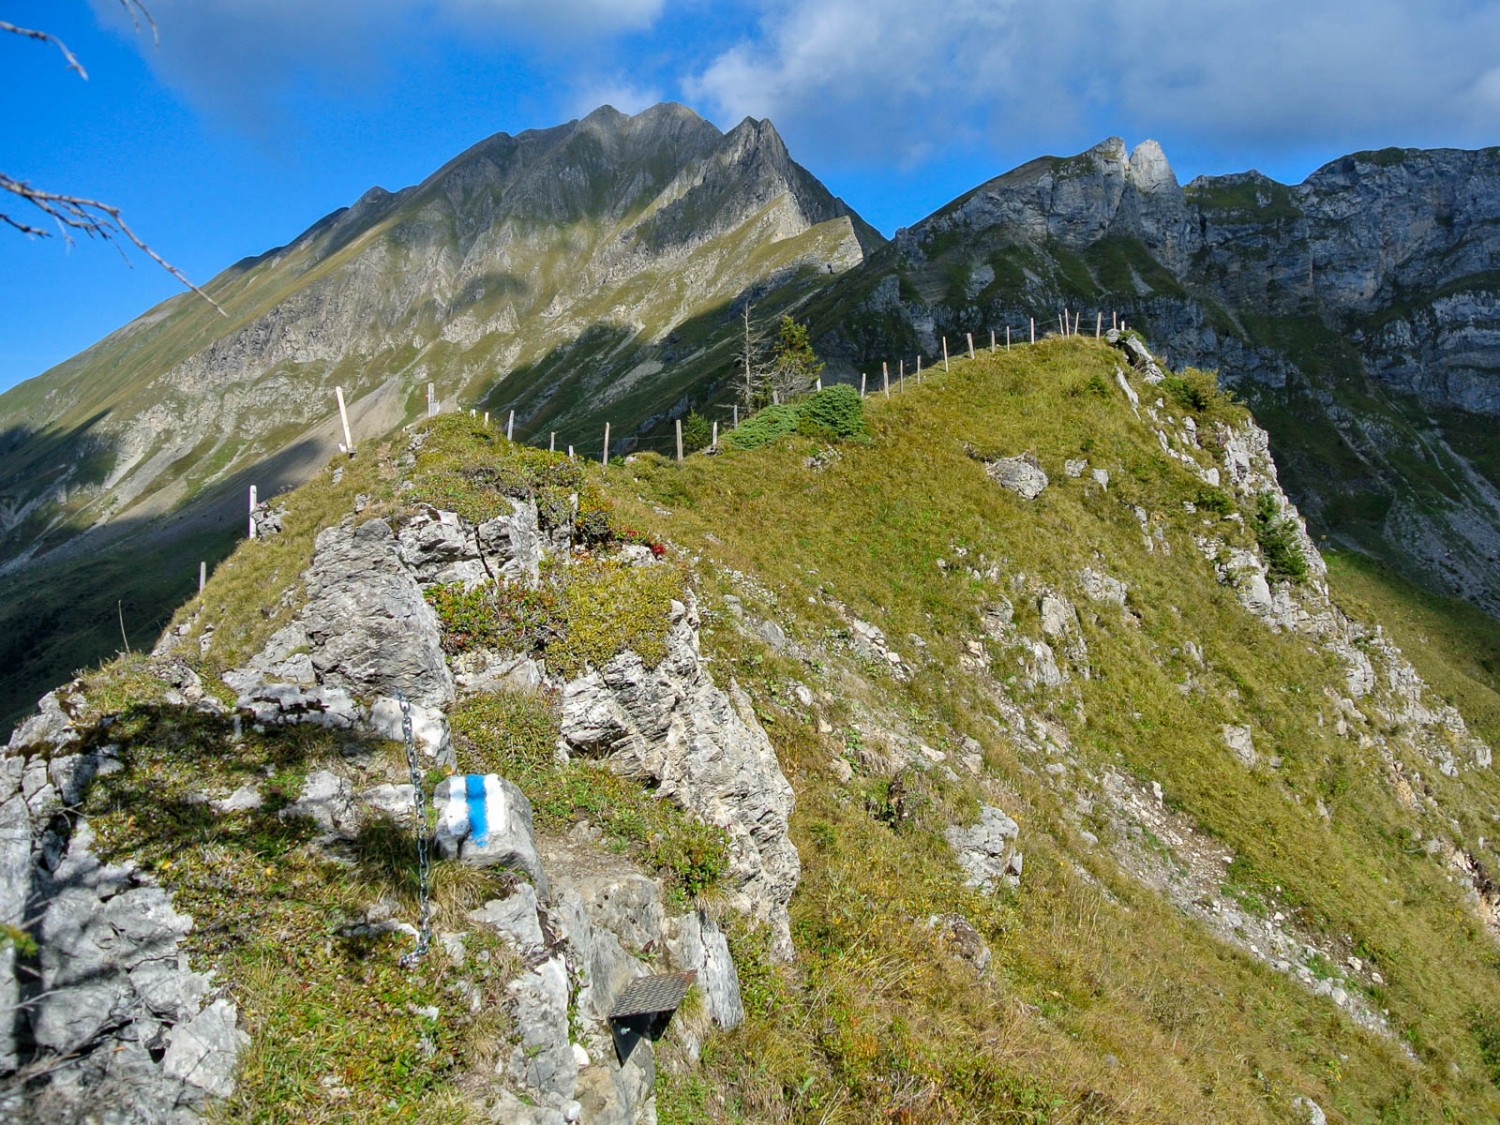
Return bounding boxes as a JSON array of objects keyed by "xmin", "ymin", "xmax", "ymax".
[
  {"xmin": 0, "ymin": 103, "xmax": 881, "ymax": 730},
  {"xmin": 8, "ymin": 333, "xmax": 1500, "ymax": 1122}
]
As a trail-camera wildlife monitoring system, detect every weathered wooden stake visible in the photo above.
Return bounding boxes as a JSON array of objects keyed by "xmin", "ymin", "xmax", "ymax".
[
  {"xmin": 675, "ymin": 418, "xmax": 684, "ymax": 463},
  {"xmin": 883, "ymin": 362, "xmax": 890, "ymax": 397},
  {"xmin": 507, "ymin": 410, "xmax": 515, "ymax": 441},
  {"xmin": 248, "ymin": 485, "xmax": 258, "ymax": 539},
  {"xmin": 942, "ymin": 336, "xmax": 949, "ymax": 372},
  {"xmin": 966, "ymin": 332, "xmax": 975, "ymax": 360},
  {"xmin": 335, "ymin": 386, "xmax": 355, "ymax": 455},
  {"xmin": 602, "ymin": 423, "xmax": 610, "ymax": 467},
  {"xmin": 199, "ymin": 561, "xmax": 206, "ymax": 593}
]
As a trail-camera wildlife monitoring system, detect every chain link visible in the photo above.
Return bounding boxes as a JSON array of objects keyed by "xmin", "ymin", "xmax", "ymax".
[{"xmin": 396, "ymin": 692, "xmax": 432, "ymax": 968}]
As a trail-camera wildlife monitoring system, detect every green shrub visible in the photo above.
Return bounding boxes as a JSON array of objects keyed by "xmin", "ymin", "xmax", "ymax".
[
  {"xmin": 426, "ymin": 582, "xmax": 559, "ymax": 655},
  {"xmin": 682, "ymin": 411, "xmax": 712, "ymax": 454},
  {"xmin": 1194, "ymin": 485, "xmax": 1235, "ymax": 515},
  {"xmin": 796, "ymin": 384, "xmax": 867, "ymax": 440},
  {"xmin": 1254, "ymin": 492, "xmax": 1310, "ymax": 582},
  {"xmin": 724, "ymin": 403, "xmax": 802, "ymax": 450}
]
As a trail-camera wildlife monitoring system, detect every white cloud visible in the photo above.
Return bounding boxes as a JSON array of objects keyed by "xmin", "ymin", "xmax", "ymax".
[
  {"xmin": 687, "ymin": 0, "xmax": 1500, "ymax": 167},
  {"xmin": 92, "ymin": 0, "xmax": 673, "ymax": 129}
]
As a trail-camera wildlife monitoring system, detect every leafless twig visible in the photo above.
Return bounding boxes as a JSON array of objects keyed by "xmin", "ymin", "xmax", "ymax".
[
  {"xmin": 1, "ymin": 2, "xmax": 219, "ymax": 313},
  {"xmin": 1, "ymin": 175, "xmax": 224, "ymax": 314},
  {"xmin": 0, "ymin": 20, "xmax": 88, "ymax": 77}
]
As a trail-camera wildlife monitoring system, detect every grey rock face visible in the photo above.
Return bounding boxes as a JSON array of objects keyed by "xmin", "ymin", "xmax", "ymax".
[
  {"xmin": 0, "ymin": 740, "xmax": 247, "ymax": 1121},
  {"xmin": 1079, "ymin": 567, "xmax": 1128, "ymax": 608},
  {"xmin": 433, "ymin": 774, "xmax": 549, "ymax": 895},
  {"xmin": 945, "ymin": 805, "xmax": 1022, "ymax": 893},
  {"xmin": 986, "ymin": 454, "xmax": 1049, "ymax": 500},
  {"xmin": 558, "ymin": 595, "xmax": 800, "ymax": 959},
  {"xmin": 927, "ymin": 913, "xmax": 992, "ymax": 974},
  {"xmin": 281, "ymin": 769, "xmax": 358, "ymax": 836},
  {"xmin": 665, "ymin": 910, "xmax": 744, "ymax": 1031},
  {"xmin": 299, "ymin": 518, "xmax": 455, "ymax": 708}
]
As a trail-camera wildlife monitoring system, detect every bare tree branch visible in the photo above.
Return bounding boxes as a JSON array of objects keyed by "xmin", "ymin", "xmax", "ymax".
[
  {"xmin": 1, "ymin": 174, "xmax": 225, "ymax": 315},
  {"xmin": 0, "ymin": 20, "xmax": 88, "ymax": 78},
  {"xmin": 2, "ymin": 3, "xmax": 220, "ymax": 313}
]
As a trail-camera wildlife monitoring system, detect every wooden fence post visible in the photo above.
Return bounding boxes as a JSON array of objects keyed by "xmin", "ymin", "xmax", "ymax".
[
  {"xmin": 335, "ymin": 386, "xmax": 355, "ymax": 455},
  {"xmin": 507, "ymin": 410, "xmax": 515, "ymax": 441},
  {"xmin": 966, "ymin": 332, "xmax": 975, "ymax": 360},
  {"xmin": 942, "ymin": 337, "xmax": 950, "ymax": 372},
  {"xmin": 248, "ymin": 485, "xmax": 258, "ymax": 539},
  {"xmin": 676, "ymin": 418, "xmax": 684, "ymax": 463}
]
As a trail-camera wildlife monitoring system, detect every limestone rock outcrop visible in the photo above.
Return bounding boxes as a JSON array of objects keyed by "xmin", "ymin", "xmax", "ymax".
[{"xmin": 558, "ymin": 595, "xmax": 801, "ymax": 960}]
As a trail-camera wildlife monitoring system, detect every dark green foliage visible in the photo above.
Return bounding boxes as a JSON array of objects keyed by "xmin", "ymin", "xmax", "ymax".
[
  {"xmin": 1162, "ymin": 368, "xmax": 1235, "ymax": 418},
  {"xmin": 724, "ymin": 403, "xmax": 803, "ymax": 450},
  {"xmin": 1194, "ymin": 485, "xmax": 1235, "ymax": 515},
  {"xmin": 681, "ymin": 411, "xmax": 712, "ymax": 453},
  {"xmin": 1254, "ymin": 492, "xmax": 1310, "ymax": 582},
  {"xmin": 426, "ymin": 582, "xmax": 558, "ymax": 655},
  {"xmin": 1472, "ymin": 1011, "xmax": 1500, "ymax": 1089},
  {"xmin": 796, "ymin": 384, "xmax": 867, "ymax": 440},
  {"xmin": 770, "ymin": 315, "xmax": 824, "ymax": 386}
]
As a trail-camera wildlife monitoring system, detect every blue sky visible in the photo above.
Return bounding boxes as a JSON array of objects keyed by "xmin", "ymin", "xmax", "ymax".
[{"xmin": 4, "ymin": 0, "xmax": 1499, "ymax": 393}]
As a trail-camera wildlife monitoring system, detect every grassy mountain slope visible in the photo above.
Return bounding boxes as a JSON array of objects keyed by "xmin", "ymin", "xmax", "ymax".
[
  {"xmin": 26, "ymin": 334, "xmax": 1500, "ymax": 1122},
  {"xmin": 0, "ymin": 103, "xmax": 882, "ymax": 730},
  {"xmin": 798, "ymin": 140, "xmax": 1500, "ymax": 624}
]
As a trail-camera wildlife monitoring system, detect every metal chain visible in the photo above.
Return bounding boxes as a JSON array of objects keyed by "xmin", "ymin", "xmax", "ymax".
[{"xmin": 397, "ymin": 692, "xmax": 432, "ymax": 968}]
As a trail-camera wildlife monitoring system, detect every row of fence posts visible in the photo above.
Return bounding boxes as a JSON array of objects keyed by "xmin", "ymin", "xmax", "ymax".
[{"xmin": 225, "ymin": 309, "xmax": 1129, "ymax": 580}]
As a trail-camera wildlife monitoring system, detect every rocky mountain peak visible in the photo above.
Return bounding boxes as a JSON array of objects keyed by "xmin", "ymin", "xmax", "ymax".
[{"xmin": 1127, "ymin": 139, "xmax": 1177, "ymax": 194}]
